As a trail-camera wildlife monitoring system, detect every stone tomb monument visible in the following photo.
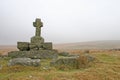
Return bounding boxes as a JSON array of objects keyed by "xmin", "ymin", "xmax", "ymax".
[
  {"xmin": 8, "ymin": 18, "xmax": 58, "ymax": 59},
  {"xmin": 8, "ymin": 18, "xmax": 95, "ymax": 68}
]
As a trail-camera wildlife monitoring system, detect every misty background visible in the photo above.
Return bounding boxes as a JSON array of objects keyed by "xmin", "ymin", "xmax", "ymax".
[{"xmin": 0, "ymin": 0, "xmax": 120, "ymax": 45}]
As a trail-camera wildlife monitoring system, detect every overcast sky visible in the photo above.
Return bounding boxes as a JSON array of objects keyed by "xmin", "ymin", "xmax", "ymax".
[{"xmin": 0, "ymin": 0, "xmax": 120, "ymax": 45}]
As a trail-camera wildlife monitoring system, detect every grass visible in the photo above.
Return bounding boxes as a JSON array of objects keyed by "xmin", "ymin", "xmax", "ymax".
[{"xmin": 0, "ymin": 50, "xmax": 120, "ymax": 80}]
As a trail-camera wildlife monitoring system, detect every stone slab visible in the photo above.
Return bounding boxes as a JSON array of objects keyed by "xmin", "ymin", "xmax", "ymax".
[
  {"xmin": 50, "ymin": 57, "xmax": 78, "ymax": 68},
  {"xmin": 31, "ymin": 36, "xmax": 44, "ymax": 44},
  {"xmin": 8, "ymin": 50, "xmax": 58, "ymax": 59},
  {"xmin": 43, "ymin": 42, "xmax": 53, "ymax": 50},
  {"xmin": 17, "ymin": 42, "xmax": 30, "ymax": 51},
  {"xmin": 8, "ymin": 58, "xmax": 40, "ymax": 66},
  {"xmin": 50, "ymin": 54, "xmax": 95, "ymax": 69}
]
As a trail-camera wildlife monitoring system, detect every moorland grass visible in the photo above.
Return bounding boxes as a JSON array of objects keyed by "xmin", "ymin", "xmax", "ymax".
[{"xmin": 0, "ymin": 50, "xmax": 120, "ymax": 80}]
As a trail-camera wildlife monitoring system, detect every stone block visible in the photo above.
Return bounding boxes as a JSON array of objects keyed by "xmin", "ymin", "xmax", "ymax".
[
  {"xmin": 50, "ymin": 54, "xmax": 95, "ymax": 69},
  {"xmin": 8, "ymin": 51, "xmax": 28, "ymax": 58},
  {"xmin": 17, "ymin": 42, "xmax": 30, "ymax": 51},
  {"xmin": 8, "ymin": 58, "xmax": 40, "ymax": 66},
  {"xmin": 8, "ymin": 50, "xmax": 58, "ymax": 59},
  {"xmin": 43, "ymin": 42, "xmax": 53, "ymax": 50},
  {"xmin": 29, "ymin": 43, "xmax": 38, "ymax": 50},
  {"xmin": 50, "ymin": 57, "xmax": 78, "ymax": 68},
  {"xmin": 31, "ymin": 36, "xmax": 44, "ymax": 44}
]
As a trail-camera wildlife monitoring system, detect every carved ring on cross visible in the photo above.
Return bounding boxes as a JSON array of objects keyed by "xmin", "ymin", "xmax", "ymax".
[{"xmin": 33, "ymin": 18, "xmax": 43, "ymax": 28}]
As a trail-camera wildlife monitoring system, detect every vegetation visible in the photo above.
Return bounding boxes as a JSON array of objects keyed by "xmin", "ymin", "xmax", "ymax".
[{"xmin": 0, "ymin": 49, "xmax": 120, "ymax": 80}]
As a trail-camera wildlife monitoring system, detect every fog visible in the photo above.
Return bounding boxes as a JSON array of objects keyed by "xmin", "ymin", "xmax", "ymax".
[{"xmin": 0, "ymin": 0, "xmax": 120, "ymax": 45}]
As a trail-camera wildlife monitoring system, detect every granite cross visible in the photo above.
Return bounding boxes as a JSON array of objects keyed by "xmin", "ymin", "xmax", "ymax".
[{"xmin": 33, "ymin": 18, "xmax": 43, "ymax": 36}]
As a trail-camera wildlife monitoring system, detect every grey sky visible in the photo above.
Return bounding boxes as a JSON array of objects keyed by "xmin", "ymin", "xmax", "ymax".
[{"xmin": 0, "ymin": 0, "xmax": 120, "ymax": 45}]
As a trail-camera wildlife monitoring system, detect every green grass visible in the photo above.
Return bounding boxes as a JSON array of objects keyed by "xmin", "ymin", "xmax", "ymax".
[
  {"xmin": 0, "ymin": 51, "xmax": 120, "ymax": 80},
  {"xmin": 96, "ymin": 53, "xmax": 120, "ymax": 63}
]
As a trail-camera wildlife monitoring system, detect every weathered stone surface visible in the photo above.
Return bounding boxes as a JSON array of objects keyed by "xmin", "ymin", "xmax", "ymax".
[
  {"xmin": 16, "ymin": 18, "xmax": 53, "ymax": 51},
  {"xmin": 29, "ymin": 18, "xmax": 46, "ymax": 50},
  {"xmin": 8, "ymin": 51, "xmax": 28, "ymax": 58},
  {"xmin": 81, "ymin": 53, "xmax": 95, "ymax": 62},
  {"xmin": 8, "ymin": 58, "xmax": 40, "ymax": 66},
  {"xmin": 13, "ymin": 18, "xmax": 56, "ymax": 60},
  {"xmin": 17, "ymin": 42, "xmax": 30, "ymax": 51},
  {"xmin": 43, "ymin": 42, "xmax": 53, "ymax": 50},
  {"xmin": 8, "ymin": 50, "xmax": 58, "ymax": 59},
  {"xmin": 31, "ymin": 36, "xmax": 44, "ymax": 44},
  {"xmin": 29, "ymin": 43, "xmax": 43, "ymax": 50},
  {"xmin": 29, "ymin": 43, "xmax": 39, "ymax": 50},
  {"xmin": 50, "ymin": 57, "xmax": 78, "ymax": 68},
  {"xmin": 50, "ymin": 54, "xmax": 95, "ymax": 69},
  {"xmin": 29, "ymin": 42, "xmax": 53, "ymax": 50},
  {"xmin": 33, "ymin": 18, "xmax": 43, "ymax": 36},
  {"xmin": 58, "ymin": 52, "xmax": 69, "ymax": 56}
]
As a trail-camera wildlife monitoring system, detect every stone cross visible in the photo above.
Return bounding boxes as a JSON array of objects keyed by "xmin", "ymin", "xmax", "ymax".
[{"xmin": 33, "ymin": 18, "xmax": 43, "ymax": 36}]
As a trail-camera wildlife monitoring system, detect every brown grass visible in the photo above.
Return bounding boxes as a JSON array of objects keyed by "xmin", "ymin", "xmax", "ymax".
[
  {"xmin": 0, "ymin": 45, "xmax": 17, "ymax": 55},
  {"xmin": 0, "ymin": 46, "xmax": 120, "ymax": 80}
]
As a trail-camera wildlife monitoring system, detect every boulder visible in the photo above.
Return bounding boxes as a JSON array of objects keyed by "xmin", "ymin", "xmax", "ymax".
[
  {"xmin": 8, "ymin": 58, "xmax": 40, "ymax": 66},
  {"xmin": 50, "ymin": 57, "xmax": 78, "ymax": 68},
  {"xmin": 50, "ymin": 54, "xmax": 95, "ymax": 69}
]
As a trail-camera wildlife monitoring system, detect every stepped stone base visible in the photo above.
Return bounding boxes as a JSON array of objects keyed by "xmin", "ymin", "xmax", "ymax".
[
  {"xmin": 8, "ymin": 50, "xmax": 58, "ymax": 59},
  {"xmin": 17, "ymin": 42, "xmax": 53, "ymax": 51},
  {"xmin": 29, "ymin": 42, "xmax": 52, "ymax": 50}
]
